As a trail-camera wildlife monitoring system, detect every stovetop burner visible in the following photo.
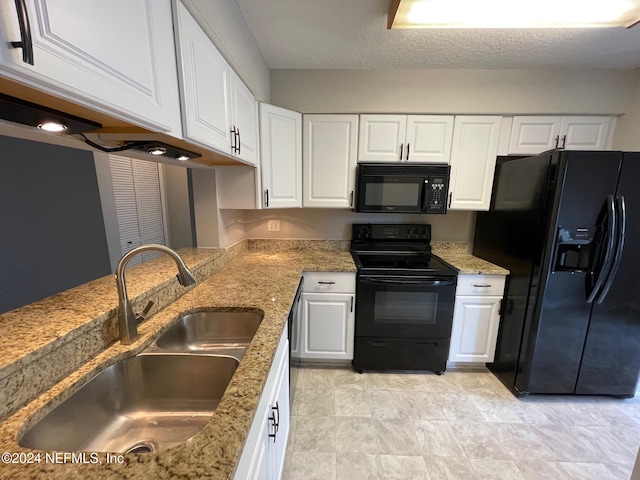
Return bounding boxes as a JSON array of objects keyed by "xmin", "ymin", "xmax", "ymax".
[
  {"xmin": 349, "ymin": 223, "xmax": 459, "ymax": 277},
  {"xmin": 353, "ymin": 252, "xmax": 457, "ymax": 275}
]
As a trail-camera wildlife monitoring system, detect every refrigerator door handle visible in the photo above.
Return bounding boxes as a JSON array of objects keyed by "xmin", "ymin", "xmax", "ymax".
[
  {"xmin": 586, "ymin": 195, "xmax": 617, "ymax": 304},
  {"xmin": 596, "ymin": 195, "xmax": 626, "ymax": 304}
]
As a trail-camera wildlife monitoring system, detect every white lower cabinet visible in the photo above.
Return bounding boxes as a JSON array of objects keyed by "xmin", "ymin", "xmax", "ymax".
[
  {"xmin": 234, "ymin": 328, "xmax": 289, "ymax": 480},
  {"xmin": 448, "ymin": 275, "xmax": 506, "ymax": 364},
  {"xmin": 293, "ymin": 272, "xmax": 356, "ymax": 362}
]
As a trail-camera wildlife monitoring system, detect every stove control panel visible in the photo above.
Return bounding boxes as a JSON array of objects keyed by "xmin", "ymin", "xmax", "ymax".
[{"xmin": 352, "ymin": 224, "xmax": 431, "ymax": 241}]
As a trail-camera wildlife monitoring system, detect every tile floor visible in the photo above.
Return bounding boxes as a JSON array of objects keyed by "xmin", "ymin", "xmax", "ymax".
[{"xmin": 282, "ymin": 366, "xmax": 640, "ymax": 480}]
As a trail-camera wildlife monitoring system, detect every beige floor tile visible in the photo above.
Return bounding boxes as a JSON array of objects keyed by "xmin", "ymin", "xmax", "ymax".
[
  {"xmin": 558, "ymin": 462, "xmax": 620, "ymax": 480},
  {"xmin": 492, "ymin": 423, "xmax": 556, "ymax": 461},
  {"xmin": 412, "ymin": 420, "xmax": 465, "ymax": 458},
  {"xmin": 424, "ymin": 457, "xmax": 475, "ymax": 480},
  {"xmin": 289, "ymin": 367, "xmax": 640, "ymax": 479},
  {"xmin": 368, "ymin": 391, "xmax": 446, "ymax": 420},
  {"xmin": 529, "ymin": 425, "xmax": 600, "ymax": 463},
  {"xmin": 283, "ymin": 452, "xmax": 336, "ymax": 480},
  {"xmin": 605, "ymin": 462, "xmax": 634, "ymax": 480},
  {"xmin": 335, "ymin": 390, "xmax": 371, "ymax": 417},
  {"xmin": 449, "ymin": 421, "xmax": 511, "ymax": 460},
  {"xmin": 295, "ymin": 388, "xmax": 335, "ymax": 417},
  {"xmin": 469, "ymin": 393, "xmax": 528, "ymax": 423},
  {"xmin": 432, "ymin": 392, "xmax": 485, "ymax": 422},
  {"xmin": 373, "ymin": 419, "xmax": 421, "ymax": 455},
  {"xmin": 364, "ymin": 372, "xmax": 429, "ymax": 391},
  {"xmin": 287, "ymin": 415, "xmax": 297, "ymax": 453},
  {"xmin": 379, "ymin": 455, "xmax": 430, "ymax": 480},
  {"xmin": 336, "ymin": 453, "xmax": 383, "ymax": 480},
  {"xmin": 469, "ymin": 458, "xmax": 526, "ymax": 480},
  {"xmin": 515, "ymin": 461, "xmax": 572, "ymax": 480},
  {"xmin": 335, "ymin": 417, "xmax": 379, "ymax": 454},
  {"xmin": 443, "ymin": 370, "xmax": 505, "ymax": 395},
  {"xmin": 294, "ymin": 416, "xmax": 336, "ymax": 452}
]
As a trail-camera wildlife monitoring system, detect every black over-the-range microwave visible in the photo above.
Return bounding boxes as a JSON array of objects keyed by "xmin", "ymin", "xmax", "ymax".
[{"xmin": 355, "ymin": 163, "xmax": 450, "ymax": 214}]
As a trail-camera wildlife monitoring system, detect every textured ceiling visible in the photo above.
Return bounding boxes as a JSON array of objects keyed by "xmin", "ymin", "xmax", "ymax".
[{"xmin": 235, "ymin": 0, "xmax": 640, "ymax": 69}]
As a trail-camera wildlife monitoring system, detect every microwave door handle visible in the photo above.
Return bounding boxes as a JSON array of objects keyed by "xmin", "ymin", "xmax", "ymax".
[
  {"xmin": 586, "ymin": 195, "xmax": 617, "ymax": 303},
  {"xmin": 596, "ymin": 195, "xmax": 626, "ymax": 304},
  {"xmin": 422, "ymin": 179, "xmax": 429, "ymax": 212}
]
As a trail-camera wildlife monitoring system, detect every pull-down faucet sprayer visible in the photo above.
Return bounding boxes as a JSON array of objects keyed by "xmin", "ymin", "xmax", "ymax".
[{"xmin": 115, "ymin": 244, "xmax": 197, "ymax": 345}]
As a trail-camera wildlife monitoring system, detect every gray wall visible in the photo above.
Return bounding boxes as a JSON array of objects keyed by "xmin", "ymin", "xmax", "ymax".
[
  {"xmin": 270, "ymin": 69, "xmax": 635, "ymax": 115},
  {"xmin": 613, "ymin": 68, "xmax": 640, "ymax": 150},
  {"xmin": 0, "ymin": 136, "xmax": 112, "ymax": 314},
  {"xmin": 183, "ymin": 0, "xmax": 270, "ymax": 101},
  {"xmin": 162, "ymin": 164, "xmax": 195, "ymax": 249}
]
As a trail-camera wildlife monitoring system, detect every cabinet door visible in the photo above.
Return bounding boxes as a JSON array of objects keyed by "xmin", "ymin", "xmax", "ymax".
[
  {"xmin": 560, "ymin": 116, "xmax": 611, "ymax": 150},
  {"xmin": 448, "ymin": 296, "xmax": 502, "ymax": 363},
  {"xmin": 0, "ymin": 0, "xmax": 182, "ymax": 134},
  {"xmin": 300, "ymin": 293, "xmax": 355, "ymax": 360},
  {"xmin": 405, "ymin": 115, "xmax": 454, "ymax": 163},
  {"xmin": 449, "ymin": 116, "xmax": 501, "ymax": 211},
  {"xmin": 507, "ymin": 116, "xmax": 562, "ymax": 155},
  {"xmin": 358, "ymin": 115, "xmax": 406, "ymax": 162},
  {"xmin": 230, "ymin": 70, "xmax": 258, "ymax": 165},
  {"xmin": 260, "ymin": 103, "xmax": 302, "ymax": 209},
  {"xmin": 174, "ymin": 1, "xmax": 231, "ymax": 153},
  {"xmin": 303, "ymin": 115, "xmax": 358, "ymax": 208},
  {"xmin": 269, "ymin": 349, "xmax": 290, "ymax": 480}
]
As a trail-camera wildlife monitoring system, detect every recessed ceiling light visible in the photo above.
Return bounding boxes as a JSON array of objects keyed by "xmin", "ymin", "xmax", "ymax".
[
  {"xmin": 37, "ymin": 122, "xmax": 68, "ymax": 133},
  {"xmin": 147, "ymin": 146, "xmax": 167, "ymax": 156},
  {"xmin": 388, "ymin": 0, "xmax": 640, "ymax": 29},
  {"xmin": 176, "ymin": 154, "xmax": 191, "ymax": 161}
]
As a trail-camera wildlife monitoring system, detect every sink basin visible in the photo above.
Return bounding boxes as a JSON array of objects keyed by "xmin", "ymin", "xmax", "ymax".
[
  {"xmin": 151, "ymin": 311, "xmax": 263, "ymax": 358},
  {"xmin": 19, "ymin": 355, "xmax": 238, "ymax": 453}
]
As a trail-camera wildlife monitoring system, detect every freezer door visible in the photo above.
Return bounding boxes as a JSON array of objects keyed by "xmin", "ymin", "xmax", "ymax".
[
  {"xmin": 576, "ymin": 152, "xmax": 640, "ymax": 397},
  {"xmin": 516, "ymin": 151, "xmax": 623, "ymax": 394}
]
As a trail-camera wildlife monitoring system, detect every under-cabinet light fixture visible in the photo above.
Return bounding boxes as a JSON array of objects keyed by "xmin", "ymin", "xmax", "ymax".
[
  {"xmin": 388, "ymin": 0, "xmax": 640, "ymax": 29},
  {"xmin": 0, "ymin": 93, "xmax": 101, "ymax": 134}
]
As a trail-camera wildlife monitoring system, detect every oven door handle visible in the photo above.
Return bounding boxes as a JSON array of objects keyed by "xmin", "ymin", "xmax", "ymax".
[{"xmin": 359, "ymin": 276, "xmax": 456, "ymax": 287}]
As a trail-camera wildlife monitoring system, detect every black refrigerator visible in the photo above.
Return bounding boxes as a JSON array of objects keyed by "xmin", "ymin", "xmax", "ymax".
[{"xmin": 474, "ymin": 149, "xmax": 640, "ymax": 397}]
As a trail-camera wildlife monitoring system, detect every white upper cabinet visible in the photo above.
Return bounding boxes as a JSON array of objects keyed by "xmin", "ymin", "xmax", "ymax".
[
  {"xmin": 303, "ymin": 114, "xmax": 358, "ymax": 208},
  {"xmin": 174, "ymin": 0, "xmax": 230, "ymax": 153},
  {"xmin": 358, "ymin": 114, "xmax": 454, "ymax": 163},
  {"xmin": 405, "ymin": 115, "xmax": 455, "ymax": 163},
  {"xmin": 173, "ymin": 1, "xmax": 257, "ymax": 165},
  {"xmin": 260, "ymin": 103, "xmax": 302, "ymax": 209},
  {"xmin": 0, "ymin": 0, "xmax": 182, "ymax": 135},
  {"xmin": 508, "ymin": 116, "xmax": 612, "ymax": 155},
  {"xmin": 230, "ymin": 70, "xmax": 258, "ymax": 165},
  {"xmin": 449, "ymin": 116, "xmax": 502, "ymax": 211}
]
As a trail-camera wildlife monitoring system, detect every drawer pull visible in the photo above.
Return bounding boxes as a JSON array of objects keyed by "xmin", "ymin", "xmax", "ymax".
[
  {"xmin": 318, "ymin": 281, "xmax": 336, "ymax": 285},
  {"xmin": 473, "ymin": 284, "xmax": 492, "ymax": 288}
]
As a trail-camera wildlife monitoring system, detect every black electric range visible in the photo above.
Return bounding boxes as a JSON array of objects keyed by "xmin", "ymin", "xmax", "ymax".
[{"xmin": 350, "ymin": 223, "xmax": 458, "ymax": 374}]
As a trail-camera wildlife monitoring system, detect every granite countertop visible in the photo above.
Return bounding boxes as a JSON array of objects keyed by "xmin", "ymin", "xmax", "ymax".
[
  {"xmin": 0, "ymin": 249, "xmax": 356, "ymax": 480},
  {"xmin": 432, "ymin": 242, "xmax": 510, "ymax": 276}
]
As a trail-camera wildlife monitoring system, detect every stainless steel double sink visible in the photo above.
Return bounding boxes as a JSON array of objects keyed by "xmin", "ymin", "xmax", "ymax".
[{"xmin": 19, "ymin": 310, "xmax": 263, "ymax": 454}]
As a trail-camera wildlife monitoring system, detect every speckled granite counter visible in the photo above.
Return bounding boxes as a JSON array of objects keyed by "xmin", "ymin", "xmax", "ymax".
[
  {"xmin": 0, "ymin": 249, "xmax": 356, "ymax": 480},
  {"xmin": 432, "ymin": 242, "xmax": 510, "ymax": 276}
]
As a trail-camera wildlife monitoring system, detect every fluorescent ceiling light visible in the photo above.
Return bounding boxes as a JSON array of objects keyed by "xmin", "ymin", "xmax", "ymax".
[{"xmin": 388, "ymin": 0, "xmax": 640, "ymax": 29}]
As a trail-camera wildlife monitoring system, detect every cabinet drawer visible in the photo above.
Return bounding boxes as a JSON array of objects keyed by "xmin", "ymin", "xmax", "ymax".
[
  {"xmin": 302, "ymin": 272, "xmax": 355, "ymax": 293},
  {"xmin": 456, "ymin": 275, "xmax": 506, "ymax": 296}
]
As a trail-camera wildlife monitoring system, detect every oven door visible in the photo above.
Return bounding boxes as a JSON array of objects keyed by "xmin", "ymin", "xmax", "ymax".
[
  {"xmin": 356, "ymin": 175, "xmax": 426, "ymax": 213},
  {"xmin": 356, "ymin": 275, "xmax": 456, "ymax": 338}
]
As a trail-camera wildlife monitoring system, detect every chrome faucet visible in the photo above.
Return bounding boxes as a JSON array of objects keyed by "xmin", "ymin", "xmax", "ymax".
[{"xmin": 115, "ymin": 244, "xmax": 197, "ymax": 345}]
